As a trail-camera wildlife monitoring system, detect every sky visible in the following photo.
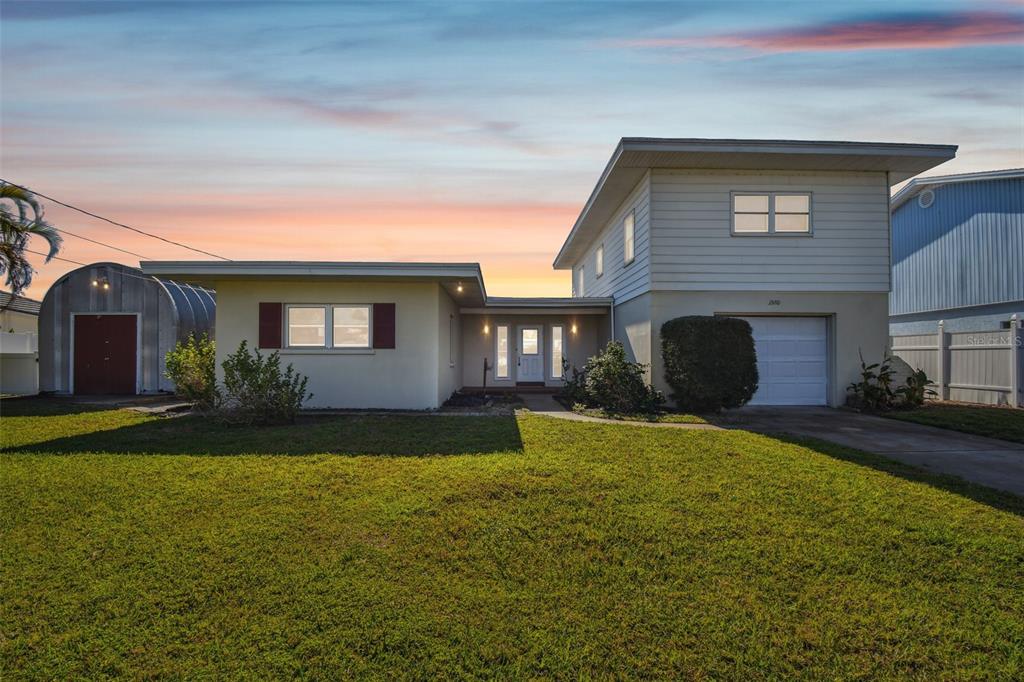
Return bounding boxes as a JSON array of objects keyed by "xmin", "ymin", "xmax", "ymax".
[{"xmin": 2, "ymin": 0, "xmax": 1022, "ymax": 301}]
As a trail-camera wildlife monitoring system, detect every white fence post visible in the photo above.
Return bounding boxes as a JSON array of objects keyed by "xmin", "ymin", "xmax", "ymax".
[
  {"xmin": 1011, "ymin": 314, "xmax": 1021, "ymax": 409},
  {"xmin": 936, "ymin": 320, "xmax": 948, "ymax": 401}
]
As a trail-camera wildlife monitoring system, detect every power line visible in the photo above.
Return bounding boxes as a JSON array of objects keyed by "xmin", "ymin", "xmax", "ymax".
[
  {"xmin": 26, "ymin": 248, "xmax": 86, "ymax": 266},
  {"xmin": 24, "ymin": 248, "xmax": 178, "ymax": 285},
  {"xmin": 2, "ymin": 179, "xmax": 232, "ymax": 261},
  {"xmin": 55, "ymin": 226, "xmax": 151, "ymax": 260}
]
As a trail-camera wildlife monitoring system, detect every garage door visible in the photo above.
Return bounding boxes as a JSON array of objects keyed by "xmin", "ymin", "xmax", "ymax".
[
  {"xmin": 736, "ymin": 316, "xmax": 827, "ymax": 406},
  {"xmin": 74, "ymin": 314, "xmax": 137, "ymax": 395}
]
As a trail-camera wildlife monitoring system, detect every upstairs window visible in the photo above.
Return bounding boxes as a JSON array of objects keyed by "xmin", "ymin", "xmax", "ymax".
[
  {"xmin": 733, "ymin": 193, "xmax": 811, "ymax": 235},
  {"xmin": 596, "ymin": 244, "xmax": 604, "ymax": 278},
  {"xmin": 576, "ymin": 265, "xmax": 585, "ymax": 297},
  {"xmin": 623, "ymin": 210, "xmax": 635, "ymax": 264}
]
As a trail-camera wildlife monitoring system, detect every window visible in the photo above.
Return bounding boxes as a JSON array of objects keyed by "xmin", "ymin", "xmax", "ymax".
[
  {"xmin": 577, "ymin": 266, "xmax": 584, "ymax": 297},
  {"xmin": 732, "ymin": 192, "xmax": 811, "ymax": 235},
  {"xmin": 496, "ymin": 325, "xmax": 509, "ymax": 378},
  {"xmin": 551, "ymin": 325, "xmax": 564, "ymax": 378},
  {"xmin": 522, "ymin": 328, "xmax": 539, "ymax": 354},
  {"xmin": 332, "ymin": 305, "xmax": 371, "ymax": 347},
  {"xmin": 623, "ymin": 210, "xmax": 635, "ymax": 264},
  {"xmin": 287, "ymin": 304, "xmax": 371, "ymax": 348},
  {"xmin": 288, "ymin": 306, "xmax": 326, "ymax": 347},
  {"xmin": 596, "ymin": 244, "xmax": 604, "ymax": 278}
]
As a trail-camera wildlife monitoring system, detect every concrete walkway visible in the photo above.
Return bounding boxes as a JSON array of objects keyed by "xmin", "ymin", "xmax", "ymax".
[{"xmin": 521, "ymin": 396, "xmax": 1024, "ymax": 497}]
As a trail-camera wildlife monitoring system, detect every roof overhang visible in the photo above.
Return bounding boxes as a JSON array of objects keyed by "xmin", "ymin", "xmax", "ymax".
[
  {"xmin": 553, "ymin": 137, "xmax": 958, "ymax": 269},
  {"xmin": 461, "ymin": 296, "xmax": 613, "ymax": 315},
  {"xmin": 890, "ymin": 167, "xmax": 1023, "ymax": 211},
  {"xmin": 140, "ymin": 261, "xmax": 488, "ymax": 306}
]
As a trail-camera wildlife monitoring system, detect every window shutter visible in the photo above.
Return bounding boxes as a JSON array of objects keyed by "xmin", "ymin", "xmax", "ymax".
[
  {"xmin": 373, "ymin": 303, "xmax": 395, "ymax": 349},
  {"xmin": 258, "ymin": 302, "xmax": 282, "ymax": 349}
]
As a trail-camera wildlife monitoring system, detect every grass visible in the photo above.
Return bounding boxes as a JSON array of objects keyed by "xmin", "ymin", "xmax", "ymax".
[
  {"xmin": 885, "ymin": 402, "xmax": 1024, "ymax": 443},
  {"xmin": 571, "ymin": 406, "xmax": 708, "ymax": 424},
  {"xmin": 2, "ymin": 398, "xmax": 1023, "ymax": 679}
]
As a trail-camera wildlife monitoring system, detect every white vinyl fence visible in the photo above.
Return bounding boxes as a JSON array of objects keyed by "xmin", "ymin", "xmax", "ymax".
[{"xmin": 890, "ymin": 315, "xmax": 1022, "ymax": 408}]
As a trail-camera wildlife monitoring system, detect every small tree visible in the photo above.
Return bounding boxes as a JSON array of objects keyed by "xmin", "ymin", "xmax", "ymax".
[
  {"xmin": 661, "ymin": 316, "xmax": 758, "ymax": 412},
  {"xmin": 219, "ymin": 340, "xmax": 312, "ymax": 425},
  {"xmin": 164, "ymin": 333, "xmax": 218, "ymax": 410}
]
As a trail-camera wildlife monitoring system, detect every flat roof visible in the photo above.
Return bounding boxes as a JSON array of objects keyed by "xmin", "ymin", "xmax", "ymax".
[
  {"xmin": 891, "ymin": 168, "xmax": 1024, "ymax": 210},
  {"xmin": 140, "ymin": 260, "xmax": 488, "ymax": 306},
  {"xmin": 553, "ymin": 137, "xmax": 958, "ymax": 269}
]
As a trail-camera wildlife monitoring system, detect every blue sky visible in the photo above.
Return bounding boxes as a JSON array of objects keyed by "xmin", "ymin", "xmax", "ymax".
[{"xmin": 2, "ymin": 0, "xmax": 1022, "ymax": 298}]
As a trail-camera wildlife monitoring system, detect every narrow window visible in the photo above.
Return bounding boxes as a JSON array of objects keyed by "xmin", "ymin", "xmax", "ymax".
[
  {"xmin": 551, "ymin": 325, "xmax": 564, "ymax": 378},
  {"xmin": 332, "ymin": 305, "xmax": 371, "ymax": 347},
  {"xmin": 448, "ymin": 314, "xmax": 455, "ymax": 366},
  {"xmin": 577, "ymin": 265, "xmax": 584, "ymax": 296},
  {"xmin": 596, "ymin": 244, "xmax": 604, "ymax": 278},
  {"xmin": 287, "ymin": 306, "xmax": 326, "ymax": 347},
  {"xmin": 623, "ymin": 210, "xmax": 635, "ymax": 264},
  {"xmin": 774, "ymin": 194, "xmax": 811, "ymax": 232},
  {"xmin": 733, "ymin": 194, "xmax": 770, "ymax": 233},
  {"xmin": 496, "ymin": 325, "xmax": 509, "ymax": 378}
]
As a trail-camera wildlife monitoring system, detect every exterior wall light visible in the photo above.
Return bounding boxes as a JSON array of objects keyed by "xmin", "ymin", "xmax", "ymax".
[
  {"xmin": 571, "ymin": 323, "xmax": 578, "ymax": 335},
  {"xmin": 456, "ymin": 282, "xmax": 464, "ymax": 293},
  {"xmin": 92, "ymin": 279, "xmax": 99, "ymax": 287},
  {"xmin": 483, "ymin": 323, "xmax": 489, "ymax": 334}
]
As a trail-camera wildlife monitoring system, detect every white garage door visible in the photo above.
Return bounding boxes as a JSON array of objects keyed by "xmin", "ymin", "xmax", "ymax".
[{"xmin": 736, "ymin": 316, "xmax": 828, "ymax": 406}]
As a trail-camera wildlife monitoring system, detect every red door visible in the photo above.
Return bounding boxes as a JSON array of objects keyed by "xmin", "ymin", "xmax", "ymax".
[{"xmin": 73, "ymin": 315, "xmax": 137, "ymax": 394}]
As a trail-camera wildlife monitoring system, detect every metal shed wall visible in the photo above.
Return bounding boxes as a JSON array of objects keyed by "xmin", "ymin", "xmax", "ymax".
[
  {"xmin": 39, "ymin": 262, "xmax": 215, "ymax": 394},
  {"xmin": 890, "ymin": 177, "xmax": 1024, "ymax": 318}
]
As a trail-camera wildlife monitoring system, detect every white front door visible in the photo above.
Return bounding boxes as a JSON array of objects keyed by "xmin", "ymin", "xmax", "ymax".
[
  {"xmin": 517, "ymin": 326, "xmax": 544, "ymax": 382},
  {"xmin": 737, "ymin": 316, "xmax": 828, "ymax": 406}
]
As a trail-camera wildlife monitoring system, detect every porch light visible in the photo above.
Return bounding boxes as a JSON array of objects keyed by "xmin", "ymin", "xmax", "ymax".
[
  {"xmin": 457, "ymin": 282, "xmax": 464, "ymax": 293},
  {"xmin": 571, "ymin": 323, "xmax": 577, "ymax": 335},
  {"xmin": 91, "ymin": 279, "xmax": 99, "ymax": 287},
  {"xmin": 483, "ymin": 323, "xmax": 489, "ymax": 334}
]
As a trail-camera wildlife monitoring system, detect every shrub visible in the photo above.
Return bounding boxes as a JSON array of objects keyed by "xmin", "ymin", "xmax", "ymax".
[
  {"xmin": 164, "ymin": 333, "xmax": 218, "ymax": 410},
  {"xmin": 661, "ymin": 316, "xmax": 758, "ymax": 412},
  {"xmin": 561, "ymin": 341, "xmax": 663, "ymax": 413},
  {"xmin": 848, "ymin": 351, "xmax": 936, "ymax": 411},
  {"xmin": 219, "ymin": 340, "xmax": 312, "ymax": 425}
]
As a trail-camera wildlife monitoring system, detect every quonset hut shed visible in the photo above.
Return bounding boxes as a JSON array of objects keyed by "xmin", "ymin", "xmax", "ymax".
[{"xmin": 39, "ymin": 262, "xmax": 215, "ymax": 395}]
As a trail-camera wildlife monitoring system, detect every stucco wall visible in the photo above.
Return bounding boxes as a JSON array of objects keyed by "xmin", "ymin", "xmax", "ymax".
[
  {"xmin": 461, "ymin": 313, "xmax": 608, "ymax": 388},
  {"xmin": 646, "ymin": 291, "xmax": 889, "ymax": 407},
  {"xmin": 213, "ymin": 280, "xmax": 445, "ymax": 409},
  {"xmin": 437, "ymin": 287, "xmax": 462, "ymax": 405}
]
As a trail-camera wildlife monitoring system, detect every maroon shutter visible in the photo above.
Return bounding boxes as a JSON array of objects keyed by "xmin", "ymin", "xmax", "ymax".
[
  {"xmin": 373, "ymin": 303, "xmax": 395, "ymax": 349},
  {"xmin": 258, "ymin": 302, "xmax": 282, "ymax": 349}
]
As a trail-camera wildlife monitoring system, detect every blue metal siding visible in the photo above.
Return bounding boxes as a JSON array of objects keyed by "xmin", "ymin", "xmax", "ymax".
[{"xmin": 891, "ymin": 177, "xmax": 1023, "ymax": 316}]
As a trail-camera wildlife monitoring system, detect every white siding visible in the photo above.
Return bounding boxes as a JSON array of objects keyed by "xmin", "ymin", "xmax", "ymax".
[
  {"xmin": 650, "ymin": 169, "xmax": 891, "ymax": 292},
  {"xmin": 575, "ymin": 172, "xmax": 651, "ymax": 302}
]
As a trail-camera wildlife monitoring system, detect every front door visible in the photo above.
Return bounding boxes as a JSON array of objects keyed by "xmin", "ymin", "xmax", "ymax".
[
  {"xmin": 516, "ymin": 325, "xmax": 544, "ymax": 383},
  {"xmin": 74, "ymin": 314, "xmax": 137, "ymax": 394}
]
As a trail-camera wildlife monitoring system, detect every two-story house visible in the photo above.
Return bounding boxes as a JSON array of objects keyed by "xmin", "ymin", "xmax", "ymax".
[
  {"xmin": 102, "ymin": 138, "xmax": 956, "ymax": 409},
  {"xmin": 553, "ymin": 138, "xmax": 956, "ymax": 406}
]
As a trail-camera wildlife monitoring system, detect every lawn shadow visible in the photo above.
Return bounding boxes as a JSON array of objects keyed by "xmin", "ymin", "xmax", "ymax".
[
  {"xmin": 6, "ymin": 413, "xmax": 525, "ymax": 458},
  {"xmin": 767, "ymin": 432, "xmax": 1024, "ymax": 518},
  {"xmin": 1, "ymin": 396, "xmax": 117, "ymax": 418}
]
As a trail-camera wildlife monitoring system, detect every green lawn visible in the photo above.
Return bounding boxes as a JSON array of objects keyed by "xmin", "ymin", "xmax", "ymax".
[
  {"xmin": 572, "ymin": 406, "xmax": 709, "ymax": 424},
  {"xmin": 886, "ymin": 403, "xmax": 1024, "ymax": 443},
  {"xmin": 2, "ymin": 399, "xmax": 1023, "ymax": 678}
]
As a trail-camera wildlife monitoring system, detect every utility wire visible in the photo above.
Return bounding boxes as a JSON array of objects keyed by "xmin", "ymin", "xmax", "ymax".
[
  {"xmin": 55, "ymin": 226, "xmax": 151, "ymax": 260},
  {"xmin": 26, "ymin": 248, "xmax": 86, "ymax": 266},
  {"xmin": 25, "ymin": 248, "xmax": 189, "ymax": 286},
  {"xmin": 2, "ymin": 179, "xmax": 232, "ymax": 261}
]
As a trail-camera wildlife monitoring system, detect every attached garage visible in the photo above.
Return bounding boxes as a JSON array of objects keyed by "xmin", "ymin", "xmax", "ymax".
[
  {"xmin": 735, "ymin": 316, "xmax": 828, "ymax": 406},
  {"xmin": 39, "ymin": 262, "xmax": 215, "ymax": 395}
]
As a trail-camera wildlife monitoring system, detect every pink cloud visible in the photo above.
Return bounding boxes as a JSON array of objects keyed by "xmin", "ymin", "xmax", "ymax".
[{"xmin": 616, "ymin": 11, "xmax": 1024, "ymax": 53}]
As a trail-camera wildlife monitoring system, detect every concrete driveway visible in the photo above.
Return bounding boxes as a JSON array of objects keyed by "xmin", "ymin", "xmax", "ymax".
[{"xmin": 715, "ymin": 407, "xmax": 1024, "ymax": 497}]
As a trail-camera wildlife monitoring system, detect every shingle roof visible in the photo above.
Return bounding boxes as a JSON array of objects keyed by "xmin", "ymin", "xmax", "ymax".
[{"xmin": 0, "ymin": 291, "xmax": 42, "ymax": 315}]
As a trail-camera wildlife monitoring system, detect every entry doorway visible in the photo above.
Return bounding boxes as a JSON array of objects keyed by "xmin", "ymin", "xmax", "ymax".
[{"xmin": 516, "ymin": 325, "xmax": 544, "ymax": 383}]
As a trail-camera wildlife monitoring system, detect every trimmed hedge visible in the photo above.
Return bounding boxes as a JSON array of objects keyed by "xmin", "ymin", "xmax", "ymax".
[{"xmin": 661, "ymin": 316, "xmax": 758, "ymax": 412}]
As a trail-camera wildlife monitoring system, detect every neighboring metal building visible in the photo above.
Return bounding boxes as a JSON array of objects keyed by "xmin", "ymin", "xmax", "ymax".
[
  {"xmin": 39, "ymin": 262, "xmax": 215, "ymax": 395},
  {"xmin": 890, "ymin": 169, "xmax": 1023, "ymax": 334}
]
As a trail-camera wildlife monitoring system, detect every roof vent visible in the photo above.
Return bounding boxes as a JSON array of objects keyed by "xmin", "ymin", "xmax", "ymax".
[{"xmin": 917, "ymin": 189, "xmax": 935, "ymax": 209}]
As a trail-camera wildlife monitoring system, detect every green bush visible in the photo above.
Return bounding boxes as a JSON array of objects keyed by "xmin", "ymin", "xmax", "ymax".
[
  {"xmin": 847, "ymin": 351, "xmax": 936, "ymax": 411},
  {"xmin": 220, "ymin": 341, "xmax": 312, "ymax": 425},
  {"xmin": 561, "ymin": 341, "xmax": 663, "ymax": 414},
  {"xmin": 164, "ymin": 333, "xmax": 218, "ymax": 411},
  {"xmin": 661, "ymin": 316, "xmax": 758, "ymax": 412}
]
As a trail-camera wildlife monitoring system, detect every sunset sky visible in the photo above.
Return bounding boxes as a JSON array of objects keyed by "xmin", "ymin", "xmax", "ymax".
[{"xmin": 2, "ymin": 0, "xmax": 1022, "ymax": 301}]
